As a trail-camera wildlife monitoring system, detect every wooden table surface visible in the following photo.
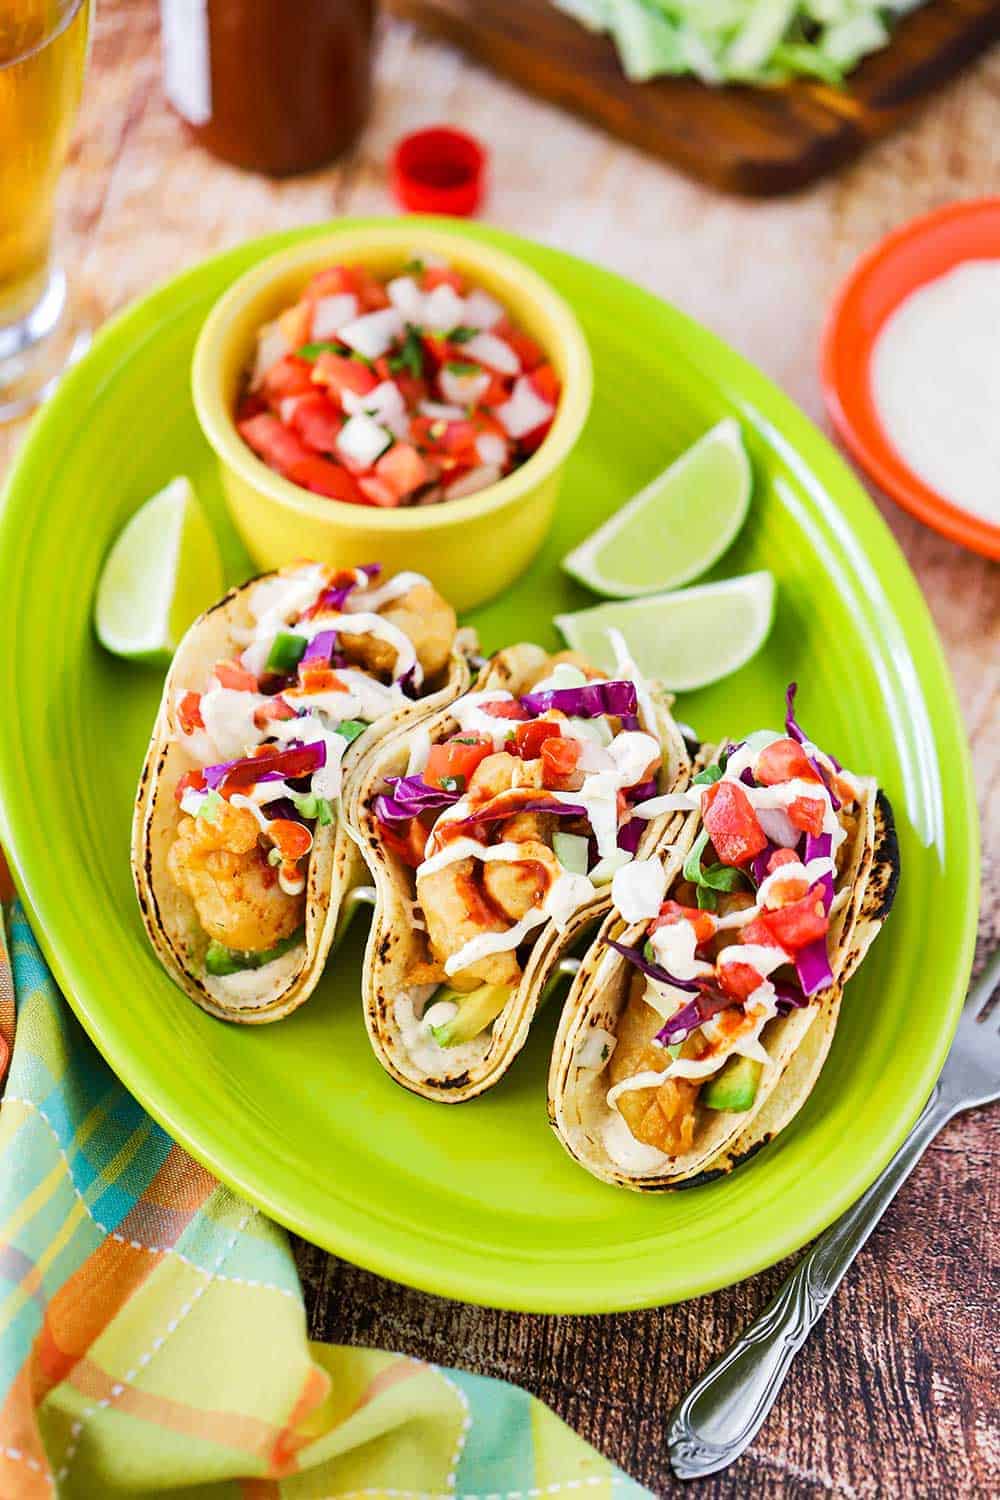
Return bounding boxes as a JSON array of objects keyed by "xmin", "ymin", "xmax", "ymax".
[{"xmin": 2, "ymin": 3, "xmax": 997, "ymax": 1494}]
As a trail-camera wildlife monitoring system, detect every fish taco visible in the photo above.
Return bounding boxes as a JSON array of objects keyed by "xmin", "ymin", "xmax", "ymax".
[
  {"xmin": 547, "ymin": 686, "xmax": 899, "ymax": 1188},
  {"xmin": 132, "ymin": 562, "xmax": 474, "ymax": 1022},
  {"xmin": 347, "ymin": 634, "xmax": 692, "ymax": 1100}
]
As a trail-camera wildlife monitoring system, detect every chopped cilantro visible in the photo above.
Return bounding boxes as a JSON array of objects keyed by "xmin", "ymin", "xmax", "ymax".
[
  {"xmin": 336, "ymin": 718, "xmax": 367, "ymax": 744},
  {"xmin": 389, "ymin": 324, "xmax": 424, "ymax": 380},
  {"xmin": 445, "ymin": 360, "xmax": 481, "ymax": 375},
  {"xmin": 296, "ymin": 341, "xmax": 342, "ymax": 362},
  {"xmin": 692, "ymin": 763, "xmax": 723, "ymax": 786},
  {"xmin": 439, "ymin": 774, "xmax": 466, "ymax": 793},
  {"xmin": 447, "ymin": 326, "xmax": 478, "ymax": 343}
]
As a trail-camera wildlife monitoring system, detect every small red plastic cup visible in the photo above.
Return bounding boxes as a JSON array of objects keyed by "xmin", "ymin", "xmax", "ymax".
[{"xmin": 391, "ymin": 126, "xmax": 487, "ymax": 217}]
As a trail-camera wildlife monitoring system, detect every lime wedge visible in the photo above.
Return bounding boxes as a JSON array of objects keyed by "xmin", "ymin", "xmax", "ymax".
[
  {"xmin": 562, "ymin": 418, "xmax": 752, "ymax": 598},
  {"xmin": 555, "ymin": 571, "xmax": 776, "ymax": 692},
  {"xmin": 95, "ymin": 477, "xmax": 224, "ymax": 664}
]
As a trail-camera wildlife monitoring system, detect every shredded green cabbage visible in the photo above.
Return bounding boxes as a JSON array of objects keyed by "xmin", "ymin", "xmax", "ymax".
[{"xmin": 551, "ymin": 0, "xmax": 924, "ymax": 84}]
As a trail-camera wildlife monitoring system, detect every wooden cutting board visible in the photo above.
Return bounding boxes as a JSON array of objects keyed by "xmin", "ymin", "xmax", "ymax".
[{"xmin": 387, "ymin": 0, "xmax": 1000, "ymax": 195}]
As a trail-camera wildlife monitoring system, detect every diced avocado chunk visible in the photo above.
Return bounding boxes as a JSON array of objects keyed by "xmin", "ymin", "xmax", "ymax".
[
  {"xmin": 204, "ymin": 929, "xmax": 303, "ymax": 977},
  {"xmin": 429, "ymin": 983, "xmax": 512, "ymax": 1047},
  {"xmin": 702, "ymin": 1055, "xmax": 762, "ymax": 1112}
]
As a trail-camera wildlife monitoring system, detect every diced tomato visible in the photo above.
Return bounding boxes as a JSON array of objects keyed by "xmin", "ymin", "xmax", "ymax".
[
  {"xmin": 440, "ymin": 419, "xmax": 479, "ymax": 455},
  {"xmin": 760, "ymin": 890, "xmax": 829, "ymax": 952},
  {"xmin": 739, "ymin": 914, "xmax": 779, "ymax": 949},
  {"xmin": 496, "ymin": 320, "xmax": 545, "ymax": 371},
  {"xmin": 717, "ymin": 960, "xmax": 765, "ymax": 1001},
  {"xmin": 651, "ymin": 900, "xmax": 716, "ymax": 945},
  {"xmin": 260, "ymin": 355, "xmax": 315, "ymax": 404},
  {"xmin": 541, "ymin": 736, "xmax": 581, "ymax": 787},
  {"xmin": 174, "ymin": 768, "xmax": 206, "ymax": 804},
  {"xmin": 392, "ymin": 372, "xmax": 429, "ymax": 410},
  {"xmin": 421, "ymin": 266, "xmax": 466, "ymax": 295},
  {"xmin": 755, "ymin": 737, "xmax": 821, "ymax": 787},
  {"xmin": 358, "ymin": 476, "xmax": 400, "ymax": 507},
  {"xmin": 702, "ymin": 780, "xmax": 768, "ymax": 867},
  {"xmin": 381, "ymin": 817, "xmax": 428, "ymax": 868},
  {"xmin": 253, "ymin": 696, "xmax": 296, "ymax": 729},
  {"xmin": 268, "ymin": 819, "xmax": 313, "ymax": 862},
  {"xmin": 214, "ymin": 660, "xmax": 259, "ymax": 692},
  {"xmin": 311, "ymin": 351, "xmax": 378, "ymax": 399},
  {"xmin": 178, "ymin": 691, "xmax": 203, "ymax": 734},
  {"xmin": 767, "ymin": 847, "xmax": 800, "ymax": 873},
  {"xmin": 297, "ymin": 663, "xmax": 347, "ymax": 694},
  {"xmin": 374, "ymin": 442, "xmax": 430, "ymax": 499},
  {"xmin": 424, "ymin": 736, "xmax": 494, "ymax": 790},
  {"xmin": 480, "ymin": 373, "xmax": 511, "ymax": 408},
  {"xmin": 278, "ymin": 301, "xmax": 311, "ymax": 349},
  {"xmin": 513, "ymin": 720, "xmax": 560, "ymax": 761},
  {"xmin": 787, "ymin": 796, "xmax": 826, "ymax": 836},
  {"xmin": 481, "ymin": 700, "xmax": 530, "ymax": 721},
  {"xmin": 351, "ymin": 267, "xmax": 391, "ymax": 310},
  {"xmin": 304, "ymin": 265, "xmax": 358, "ymax": 301},
  {"xmin": 238, "ymin": 414, "xmax": 313, "ymax": 478},
  {"xmin": 236, "ymin": 391, "xmax": 268, "ymax": 423},
  {"xmin": 288, "ymin": 453, "xmax": 365, "ymax": 504},
  {"xmin": 287, "ymin": 391, "xmax": 342, "ymax": 453},
  {"xmin": 530, "ymin": 363, "xmax": 560, "ymax": 405}
]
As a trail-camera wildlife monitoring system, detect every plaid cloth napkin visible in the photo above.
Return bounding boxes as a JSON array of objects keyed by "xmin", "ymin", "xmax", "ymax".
[{"xmin": 0, "ymin": 896, "xmax": 650, "ymax": 1499}]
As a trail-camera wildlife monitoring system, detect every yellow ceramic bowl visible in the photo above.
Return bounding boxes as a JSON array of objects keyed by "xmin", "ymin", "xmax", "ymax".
[{"xmin": 192, "ymin": 225, "xmax": 593, "ymax": 611}]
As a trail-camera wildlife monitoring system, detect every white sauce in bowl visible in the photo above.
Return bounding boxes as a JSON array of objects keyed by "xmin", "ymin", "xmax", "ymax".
[{"xmin": 870, "ymin": 260, "xmax": 1000, "ymax": 527}]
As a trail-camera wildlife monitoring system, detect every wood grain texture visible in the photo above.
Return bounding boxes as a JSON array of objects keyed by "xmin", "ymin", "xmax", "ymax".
[
  {"xmin": 387, "ymin": 0, "xmax": 1000, "ymax": 195},
  {"xmin": 0, "ymin": 4, "xmax": 997, "ymax": 1493}
]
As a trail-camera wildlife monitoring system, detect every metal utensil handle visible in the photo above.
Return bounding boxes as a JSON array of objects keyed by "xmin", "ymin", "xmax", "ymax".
[{"xmin": 667, "ymin": 1090, "xmax": 953, "ymax": 1480}]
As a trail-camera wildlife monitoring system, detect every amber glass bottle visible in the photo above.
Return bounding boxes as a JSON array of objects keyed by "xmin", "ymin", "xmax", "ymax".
[{"xmin": 159, "ymin": 0, "xmax": 374, "ymax": 176}]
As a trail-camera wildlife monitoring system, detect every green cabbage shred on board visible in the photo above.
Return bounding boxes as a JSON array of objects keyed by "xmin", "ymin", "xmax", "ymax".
[{"xmin": 550, "ymin": 1, "xmax": 924, "ymax": 85}]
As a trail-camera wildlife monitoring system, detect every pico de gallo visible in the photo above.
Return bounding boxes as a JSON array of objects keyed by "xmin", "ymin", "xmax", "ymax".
[
  {"xmin": 371, "ymin": 634, "xmax": 685, "ymax": 1059},
  {"xmin": 235, "ymin": 254, "xmax": 561, "ymax": 508},
  {"xmin": 166, "ymin": 562, "xmax": 458, "ymax": 988},
  {"xmin": 594, "ymin": 686, "xmax": 868, "ymax": 1164}
]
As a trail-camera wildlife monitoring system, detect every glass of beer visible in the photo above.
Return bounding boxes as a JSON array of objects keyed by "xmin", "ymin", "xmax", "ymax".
[{"xmin": 0, "ymin": 0, "xmax": 92, "ymax": 422}]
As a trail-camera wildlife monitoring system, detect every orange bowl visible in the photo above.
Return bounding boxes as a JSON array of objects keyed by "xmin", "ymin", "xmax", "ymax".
[{"xmin": 821, "ymin": 198, "xmax": 1000, "ymax": 561}]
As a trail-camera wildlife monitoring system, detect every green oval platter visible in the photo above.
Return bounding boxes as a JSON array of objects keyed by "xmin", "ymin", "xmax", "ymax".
[{"xmin": 0, "ymin": 219, "xmax": 978, "ymax": 1312}]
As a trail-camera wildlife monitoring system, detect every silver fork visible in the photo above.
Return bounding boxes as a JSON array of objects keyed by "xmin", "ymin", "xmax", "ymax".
[{"xmin": 667, "ymin": 944, "xmax": 1000, "ymax": 1481}]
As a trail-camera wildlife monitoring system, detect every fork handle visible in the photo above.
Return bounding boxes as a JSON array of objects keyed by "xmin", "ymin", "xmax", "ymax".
[{"xmin": 667, "ymin": 1090, "xmax": 953, "ymax": 1480}]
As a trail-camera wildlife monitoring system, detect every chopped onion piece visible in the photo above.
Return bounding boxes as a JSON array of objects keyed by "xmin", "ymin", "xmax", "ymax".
[
  {"xmin": 342, "ymin": 379, "xmax": 408, "ymax": 438},
  {"xmin": 336, "ymin": 412, "xmax": 393, "ymax": 467},
  {"xmin": 419, "ymin": 399, "xmax": 466, "ymax": 421},
  {"xmin": 338, "ymin": 308, "xmax": 404, "ymax": 360},
  {"xmin": 463, "ymin": 289, "xmax": 505, "ymax": 329},
  {"xmin": 422, "ymin": 283, "xmax": 467, "ymax": 330},
  {"xmin": 252, "ymin": 321, "xmax": 289, "ymax": 388},
  {"xmin": 475, "ymin": 431, "xmax": 508, "ymax": 467},
  {"xmin": 496, "ymin": 376, "xmax": 554, "ymax": 438},
  {"xmin": 440, "ymin": 367, "xmax": 491, "ymax": 406},
  {"xmin": 465, "ymin": 331, "xmax": 520, "ymax": 375},
  {"xmin": 310, "ymin": 293, "xmax": 359, "ymax": 339},
  {"xmin": 386, "ymin": 275, "xmax": 425, "ymax": 322},
  {"xmin": 444, "ymin": 464, "xmax": 502, "ymax": 500}
]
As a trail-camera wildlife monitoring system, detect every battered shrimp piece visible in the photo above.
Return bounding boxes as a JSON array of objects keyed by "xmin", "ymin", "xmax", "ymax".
[
  {"xmin": 466, "ymin": 752, "xmax": 545, "ymax": 802},
  {"xmin": 417, "ymin": 858, "xmax": 521, "ymax": 991},
  {"xmin": 340, "ymin": 582, "xmax": 456, "ymax": 680},
  {"xmin": 168, "ymin": 802, "xmax": 304, "ymax": 952},
  {"xmin": 482, "ymin": 839, "xmax": 561, "ymax": 922},
  {"xmin": 609, "ymin": 972, "xmax": 699, "ymax": 1155}
]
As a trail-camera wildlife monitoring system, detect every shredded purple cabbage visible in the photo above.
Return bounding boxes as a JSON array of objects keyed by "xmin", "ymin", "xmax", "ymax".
[
  {"xmin": 750, "ymin": 842, "xmax": 780, "ymax": 886},
  {"xmin": 519, "ymin": 680, "xmax": 638, "ymax": 721},
  {"xmin": 774, "ymin": 982, "xmax": 808, "ymax": 1012},
  {"xmin": 374, "ymin": 775, "xmax": 462, "ymax": 825},
  {"xmin": 655, "ymin": 987, "xmax": 736, "ymax": 1046},
  {"xmin": 606, "ymin": 938, "xmax": 700, "ymax": 995},
  {"xmin": 202, "ymin": 740, "xmax": 326, "ymax": 790},
  {"xmin": 617, "ymin": 818, "xmax": 643, "ymax": 855},
  {"xmin": 398, "ymin": 664, "xmax": 418, "ymax": 696},
  {"xmin": 793, "ymin": 832, "xmax": 836, "ymax": 996},
  {"xmin": 302, "ymin": 629, "xmax": 337, "ymax": 665},
  {"xmin": 626, "ymin": 777, "xmax": 658, "ymax": 804},
  {"xmin": 785, "ymin": 681, "xmax": 843, "ymax": 775}
]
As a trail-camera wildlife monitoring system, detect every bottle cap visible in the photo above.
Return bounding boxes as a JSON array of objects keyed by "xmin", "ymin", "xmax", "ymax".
[{"xmin": 391, "ymin": 126, "xmax": 487, "ymax": 217}]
